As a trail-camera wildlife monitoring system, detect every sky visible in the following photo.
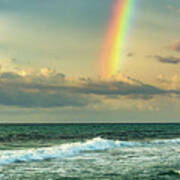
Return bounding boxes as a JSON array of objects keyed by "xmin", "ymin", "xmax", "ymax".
[{"xmin": 0, "ymin": 0, "xmax": 180, "ymax": 123}]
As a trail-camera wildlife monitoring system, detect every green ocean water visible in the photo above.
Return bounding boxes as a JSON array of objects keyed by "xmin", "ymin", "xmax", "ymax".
[{"xmin": 0, "ymin": 123, "xmax": 180, "ymax": 180}]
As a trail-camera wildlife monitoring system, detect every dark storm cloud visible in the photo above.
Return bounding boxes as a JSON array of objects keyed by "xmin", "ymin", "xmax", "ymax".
[
  {"xmin": 0, "ymin": 72, "xmax": 91, "ymax": 108},
  {"xmin": 0, "ymin": 71, "xmax": 179, "ymax": 108},
  {"xmin": 0, "ymin": 83, "xmax": 90, "ymax": 108},
  {"xmin": 155, "ymin": 55, "xmax": 180, "ymax": 64},
  {"xmin": 76, "ymin": 81, "xmax": 166, "ymax": 96},
  {"xmin": 0, "ymin": 72, "xmax": 22, "ymax": 80}
]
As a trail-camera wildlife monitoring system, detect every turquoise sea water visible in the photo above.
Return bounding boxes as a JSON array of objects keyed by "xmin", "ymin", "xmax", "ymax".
[{"xmin": 0, "ymin": 123, "xmax": 180, "ymax": 179}]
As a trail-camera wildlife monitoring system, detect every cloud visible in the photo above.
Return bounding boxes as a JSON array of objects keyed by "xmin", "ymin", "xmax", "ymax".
[
  {"xmin": 40, "ymin": 67, "xmax": 56, "ymax": 77},
  {"xmin": 155, "ymin": 55, "xmax": 180, "ymax": 64},
  {"xmin": 0, "ymin": 81, "xmax": 92, "ymax": 108},
  {"xmin": 0, "ymin": 85, "xmax": 90, "ymax": 108},
  {"xmin": 0, "ymin": 69, "xmax": 91, "ymax": 108},
  {"xmin": 157, "ymin": 74, "xmax": 180, "ymax": 90},
  {"xmin": 0, "ymin": 72, "xmax": 22, "ymax": 80},
  {"xmin": 0, "ymin": 69, "xmax": 180, "ymax": 109},
  {"xmin": 170, "ymin": 40, "xmax": 180, "ymax": 52},
  {"xmin": 76, "ymin": 79, "xmax": 166, "ymax": 98},
  {"xmin": 127, "ymin": 52, "xmax": 134, "ymax": 57}
]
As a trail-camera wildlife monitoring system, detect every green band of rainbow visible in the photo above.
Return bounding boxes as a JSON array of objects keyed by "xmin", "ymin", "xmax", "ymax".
[{"xmin": 100, "ymin": 0, "xmax": 134, "ymax": 79}]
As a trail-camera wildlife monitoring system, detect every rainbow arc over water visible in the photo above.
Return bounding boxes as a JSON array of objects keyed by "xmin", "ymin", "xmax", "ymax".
[{"xmin": 100, "ymin": 0, "xmax": 134, "ymax": 79}]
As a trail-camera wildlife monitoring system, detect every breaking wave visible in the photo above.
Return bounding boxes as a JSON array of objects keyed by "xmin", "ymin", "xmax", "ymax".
[{"xmin": 1, "ymin": 137, "xmax": 180, "ymax": 166}]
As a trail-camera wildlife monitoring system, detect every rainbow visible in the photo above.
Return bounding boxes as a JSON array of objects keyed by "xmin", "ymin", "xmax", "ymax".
[{"xmin": 100, "ymin": 0, "xmax": 134, "ymax": 79}]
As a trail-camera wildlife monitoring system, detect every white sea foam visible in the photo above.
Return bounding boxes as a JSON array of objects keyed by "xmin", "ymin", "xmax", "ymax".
[
  {"xmin": 1, "ymin": 137, "xmax": 180, "ymax": 166},
  {"xmin": 0, "ymin": 137, "xmax": 118, "ymax": 166}
]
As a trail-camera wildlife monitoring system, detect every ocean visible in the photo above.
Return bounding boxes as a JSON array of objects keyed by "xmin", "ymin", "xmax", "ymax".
[{"xmin": 0, "ymin": 123, "xmax": 180, "ymax": 180}]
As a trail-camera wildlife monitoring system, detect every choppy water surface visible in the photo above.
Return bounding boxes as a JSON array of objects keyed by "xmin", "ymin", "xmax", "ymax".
[{"xmin": 0, "ymin": 124, "xmax": 180, "ymax": 180}]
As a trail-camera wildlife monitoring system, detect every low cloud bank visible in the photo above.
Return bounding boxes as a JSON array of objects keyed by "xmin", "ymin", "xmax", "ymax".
[{"xmin": 0, "ymin": 70, "xmax": 179, "ymax": 108}]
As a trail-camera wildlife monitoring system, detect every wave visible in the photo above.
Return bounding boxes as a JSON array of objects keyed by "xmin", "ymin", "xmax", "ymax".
[
  {"xmin": 159, "ymin": 170, "xmax": 180, "ymax": 176},
  {"xmin": 0, "ymin": 137, "xmax": 119, "ymax": 166},
  {"xmin": 1, "ymin": 137, "xmax": 180, "ymax": 166}
]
